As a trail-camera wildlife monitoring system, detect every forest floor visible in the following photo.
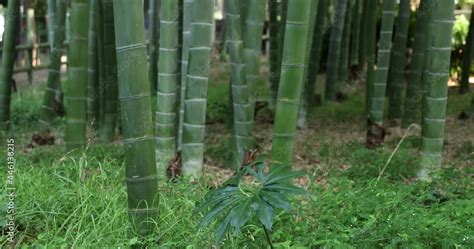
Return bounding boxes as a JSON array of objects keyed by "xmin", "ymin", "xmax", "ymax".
[{"xmin": 0, "ymin": 61, "xmax": 473, "ymax": 247}]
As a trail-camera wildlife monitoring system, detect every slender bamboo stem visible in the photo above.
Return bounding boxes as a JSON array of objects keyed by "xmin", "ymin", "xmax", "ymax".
[
  {"xmin": 365, "ymin": 0, "xmax": 378, "ymax": 114},
  {"xmin": 350, "ymin": 0, "xmax": 362, "ymax": 66},
  {"xmin": 419, "ymin": 0, "xmax": 455, "ymax": 181},
  {"xmin": 268, "ymin": 0, "xmax": 282, "ymax": 110},
  {"xmin": 96, "ymin": 0, "xmax": 105, "ymax": 128},
  {"xmin": 337, "ymin": 1, "xmax": 354, "ymax": 89},
  {"xmin": 459, "ymin": 4, "xmax": 474, "ymax": 95},
  {"xmin": 156, "ymin": 0, "xmax": 180, "ymax": 177},
  {"xmin": 87, "ymin": 0, "xmax": 99, "ymax": 128},
  {"xmin": 47, "ymin": 0, "xmax": 56, "ymax": 50},
  {"xmin": 181, "ymin": 0, "xmax": 214, "ymax": 178},
  {"xmin": 148, "ymin": 0, "xmax": 159, "ymax": 96},
  {"xmin": 26, "ymin": 8, "xmax": 36, "ymax": 85},
  {"xmin": 0, "ymin": 0, "xmax": 20, "ymax": 128},
  {"xmin": 64, "ymin": 0, "xmax": 90, "ymax": 150},
  {"xmin": 271, "ymin": 0, "xmax": 312, "ymax": 169},
  {"xmin": 387, "ymin": 0, "xmax": 411, "ymax": 120},
  {"xmin": 112, "ymin": 0, "xmax": 159, "ymax": 237}
]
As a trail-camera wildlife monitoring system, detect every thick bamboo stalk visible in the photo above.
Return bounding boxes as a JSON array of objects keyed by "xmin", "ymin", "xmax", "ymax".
[
  {"xmin": 148, "ymin": 0, "xmax": 159, "ymax": 96},
  {"xmin": 64, "ymin": 0, "xmax": 90, "ymax": 150},
  {"xmin": 47, "ymin": 0, "xmax": 56, "ymax": 50},
  {"xmin": 459, "ymin": 4, "xmax": 474, "ymax": 95},
  {"xmin": 177, "ymin": 0, "xmax": 192, "ymax": 151},
  {"xmin": 297, "ymin": 0, "xmax": 319, "ymax": 129},
  {"xmin": 270, "ymin": 0, "xmax": 312, "ymax": 169},
  {"xmin": 350, "ymin": 0, "xmax": 361, "ymax": 66},
  {"xmin": 325, "ymin": 0, "xmax": 347, "ymax": 101},
  {"xmin": 366, "ymin": 0, "xmax": 397, "ymax": 147},
  {"xmin": 419, "ymin": 0, "xmax": 454, "ymax": 181},
  {"xmin": 337, "ymin": 1, "xmax": 354, "ymax": 89},
  {"xmin": 0, "ymin": 0, "xmax": 20, "ymax": 128},
  {"xmin": 112, "ymin": 0, "xmax": 159, "ymax": 236},
  {"xmin": 156, "ymin": 0, "xmax": 180, "ymax": 177},
  {"xmin": 41, "ymin": 0, "xmax": 66, "ymax": 123},
  {"xmin": 224, "ymin": 0, "xmax": 253, "ymax": 165},
  {"xmin": 402, "ymin": 0, "xmax": 430, "ymax": 128},
  {"xmin": 87, "ymin": 0, "xmax": 99, "ymax": 128},
  {"xmin": 387, "ymin": 0, "xmax": 411, "ymax": 120},
  {"xmin": 181, "ymin": 0, "xmax": 214, "ymax": 178},
  {"xmin": 101, "ymin": 1, "xmax": 118, "ymax": 142},
  {"xmin": 421, "ymin": 3, "xmax": 436, "ymax": 122},
  {"xmin": 243, "ymin": 0, "xmax": 265, "ymax": 123}
]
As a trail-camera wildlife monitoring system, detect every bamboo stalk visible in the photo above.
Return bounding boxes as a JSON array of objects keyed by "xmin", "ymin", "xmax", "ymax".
[
  {"xmin": 26, "ymin": 8, "xmax": 36, "ymax": 85},
  {"xmin": 325, "ymin": 0, "xmax": 347, "ymax": 101},
  {"xmin": 181, "ymin": 0, "xmax": 214, "ymax": 178},
  {"xmin": 148, "ymin": 0, "xmax": 159, "ymax": 96},
  {"xmin": 271, "ymin": 0, "xmax": 312, "ymax": 169},
  {"xmin": 419, "ymin": 0, "xmax": 455, "ymax": 181},
  {"xmin": 402, "ymin": 0, "xmax": 430, "ymax": 128},
  {"xmin": 459, "ymin": 4, "xmax": 474, "ymax": 95},
  {"xmin": 0, "ymin": 0, "xmax": 20, "ymax": 128},
  {"xmin": 156, "ymin": 0, "xmax": 180, "ymax": 177},
  {"xmin": 47, "ymin": 0, "xmax": 56, "ymax": 50},
  {"xmin": 177, "ymin": 0, "xmax": 193, "ymax": 151},
  {"xmin": 364, "ymin": 0, "xmax": 378, "ymax": 116},
  {"xmin": 112, "ymin": 0, "xmax": 159, "ymax": 236},
  {"xmin": 350, "ymin": 0, "xmax": 362, "ymax": 66},
  {"xmin": 387, "ymin": 0, "xmax": 411, "ymax": 120},
  {"xmin": 268, "ymin": 0, "xmax": 282, "ymax": 110},
  {"xmin": 87, "ymin": 0, "xmax": 99, "ymax": 128},
  {"xmin": 96, "ymin": 0, "xmax": 105, "ymax": 128},
  {"xmin": 366, "ymin": 0, "xmax": 397, "ymax": 147},
  {"xmin": 64, "ymin": 0, "xmax": 90, "ymax": 150},
  {"xmin": 337, "ymin": 1, "xmax": 354, "ymax": 90},
  {"xmin": 101, "ymin": 0, "xmax": 118, "ymax": 142}
]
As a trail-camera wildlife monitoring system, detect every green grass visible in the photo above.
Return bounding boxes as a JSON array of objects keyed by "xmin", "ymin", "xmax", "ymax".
[{"xmin": 1, "ymin": 79, "xmax": 473, "ymax": 248}]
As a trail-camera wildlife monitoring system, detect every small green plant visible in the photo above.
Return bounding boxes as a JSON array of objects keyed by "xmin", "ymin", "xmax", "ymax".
[{"xmin": 195, "ymin": 162, "xmax": 306, "ymax": 247}]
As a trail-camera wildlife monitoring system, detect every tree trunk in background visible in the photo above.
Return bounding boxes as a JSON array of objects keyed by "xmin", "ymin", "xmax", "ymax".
[
  {"xmin": 419, "ymin": 0, "xmax": 454, "ymax": 181},
  {"xmin": 112, "ymin": 0, "xmax": 159, "ymax": 237},
  {"xmin": 156, "ymin": 0, "xmax": 180, "ymax": 177},
  {"xmin": 148, "ymin": 0, "xmax": 159, "ymax": 97},
  {"xmin": 181, "ymin": 0, "xmax": 214, "ymax": 178},
  {"xmin": 366, "ymin": 0, "xmax": 396, "ymax": 148},
  {"xmin": 364, "ymin": 0, "xmax": 377, "ymax": 114},
  {"xmin": 0, "ymin": 0, "xmax": 20, "ymax": 129},
  {"xmin": 178, "ymin": 0, "xmax": 192, "ymax": 151},
  {"xmin": 387, "ymin": 0, "xmax": 411, "ymax": 120},
  {"xmin": 87, "ymin": 0, "xmax": 99, "ymax": 129},
  {"xmin": 65, "ymin": 0, "xmax": 89, "ymax": 150},
  {"xmin": 459, "ymin": 4, "xmax": 474, "ymax": 95},
  {"xmin": 41, "ymin": 0, "xmax": 66, "ymax": 124},
  {"xmin": 350, "ymin": 0, "xmax": 361, "ymax": 66},
  {"xmin": 242, "ymin": 0, "xmax": 265, "ymax": 125},
  {"xmin": 337, "ymin": 1, "xmax": 353, "ymax": 90},
  {"xmin": 325, "ymin": 0, "xmax": 347, "ymax": 101},
  {"xmin": 402, "ymin": 0, "xmax": 430, "ymax": 128},
  {"xmin": 271, "ymin": 0, "xmax": 311, "ymax": 169},
  {"xmin": 225, "ymin": 0, "xmax": 253, "ymax": 166},
  {"xmin": 297, "ymin": 0, "xmax": 319, "ymax": 129},
  {"xmin": 101, "ymin": 1, "xmax": 118, "ymax": 143}
]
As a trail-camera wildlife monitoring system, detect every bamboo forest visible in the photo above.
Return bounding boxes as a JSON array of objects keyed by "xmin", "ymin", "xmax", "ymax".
[{"xmin": 1, "ymin": 0, "xmax": 474, "ymax": 247}]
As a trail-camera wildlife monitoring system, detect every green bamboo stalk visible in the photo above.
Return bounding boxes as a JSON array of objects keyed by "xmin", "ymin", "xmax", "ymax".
[
  {"xmin": 268, "ymin": 0, "xmax": 282, "ymax": 110},
  {"xmin": 325, "ymin": 0, "xmax": 347, "ymax": 101},
  {"xmin": 148, "ymin": 0, "xmax": 159, "ymax": 96},
  {"xmin": 41, "ymin": 0, "xmax": 66, "ymax": 124},
  {"xmin": 0, "ymin": 0, "xmax": 20, "ymax": 128},
  {"xmin": 181, "ymin": 0, "xmax": 214, "ymax": 178},
  {"xmin": 112, "ymin": 0, "xmax": 159, "ymax": 237},
  {"xmin": 359, "ymin": 0, "xmax": 369, "ymax": 68},
  {"xmin": 459, "ymin": 4, "xmax": 474, "ymax": 95},
  {"xmin": 26, "ymin": 8, "xmax": 36, "ymax": 85},
  {"xmin": 402, "ymin": 0, "xmax": 430, "ymax": 128},
  {"xmin": 87, "ymin": 0, "xmax": 99, "ymax": 128},
  {"xmin": 364, "ymin": 0, "xmax": 377, "ymax": 114},
  {"xmin": 224, "ymin": 0, "xmax": 253, "ymax": 165},
  {"xmin": 366, "ymin": 0, "xmax": 397, "ymax": 147},
  {"xmin": 243, "ymin": 0, "xmax": 266, "ymax": 123},
  {"xmin": 270, "ymin": 0, "xmax": 312, "ymax": 169},
  {"xmin": 64, "ymin": 0, "xmax": 89, "ymax": 150},
  {"xmin": 177, "ymin": 0, "xmax": 192, "ymax": 151},
  {"xmin": 387, "ymin": 0, "xmax": 411, "ymax": 120},
  {"xmin": 337, "ymin": 1, "xmax": 354, "ymax": 89},
  {"xmin": 156, "ymin": 0, "xmax": 180, "ymax": 177},
  {"xmin": 303, "ymin": 0, "xmax": 328, "ymax": 109},
  {"xmin": 96, "ymin": 0, "xmax": 105, "ymax": 128},
  {"xmin": 297, "ymin": 0, "xmax": 319, "ymax": 129},
  {"xmin": 47, "ymin": 0, "xmax": 56, "ymax": 50},
  {"xmin": 101, "ymin": 1, "xmax": 118, "ymax": 142},
  {"xmin": 350, "ymin": 0, "xmax": 361, "ymax": 66},
  {"xmin": 419, "ymin": 0, "xmax": 454, "ymax": 181}
]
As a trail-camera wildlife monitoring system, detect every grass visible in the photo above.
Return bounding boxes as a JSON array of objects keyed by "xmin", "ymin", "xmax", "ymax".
[{"xmin": 0, "ymin": 72, "xmax": 473, "ymax": 247}]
